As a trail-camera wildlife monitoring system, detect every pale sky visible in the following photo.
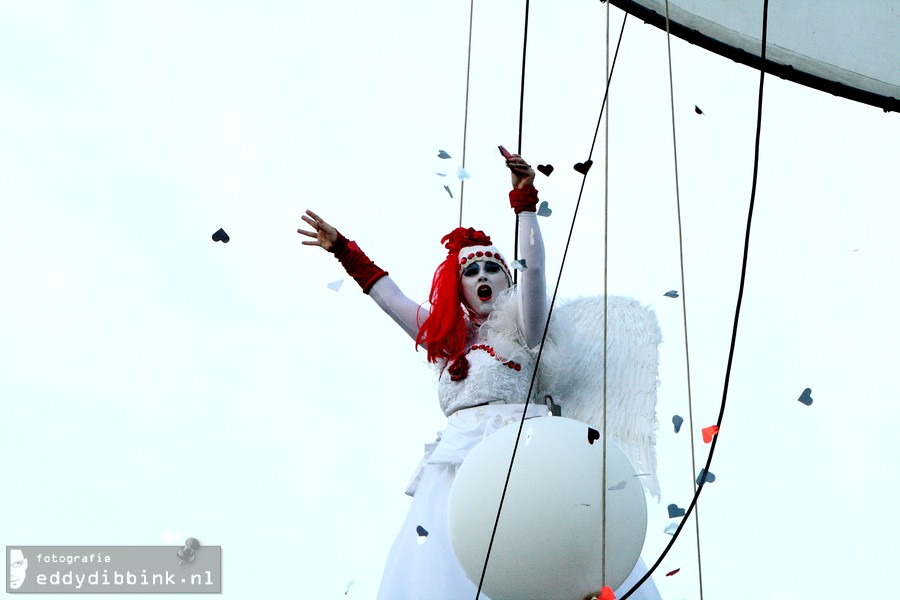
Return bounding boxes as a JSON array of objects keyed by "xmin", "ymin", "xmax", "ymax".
[{"xmin": 2, "ymin": 2, "xmax": 899, "ymax": 598}]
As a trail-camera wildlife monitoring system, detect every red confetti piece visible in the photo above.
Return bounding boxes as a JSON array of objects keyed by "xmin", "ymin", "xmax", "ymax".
[
  {"xmin": 665, "ymin": 568, "xmax": 681, "ymax": 577},
  {"xmin": 702, "ymin": 425, "xmax": 719, "ymax": 443},
  {"xmin": 599, "ymin": 585, "xmax": 616, "ymax": 600}
]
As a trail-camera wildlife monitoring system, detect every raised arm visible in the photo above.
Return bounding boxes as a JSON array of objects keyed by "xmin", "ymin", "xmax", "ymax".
[
  {"xmin": 505, "ymin": 156, "xmax": 549, "ymax": 349},
  {"xmin": 298, "ymin": 210, "xmax": 429, "ymax": 341}
]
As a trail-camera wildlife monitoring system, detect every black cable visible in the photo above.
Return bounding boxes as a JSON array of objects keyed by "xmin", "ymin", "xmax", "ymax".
[
  {"xmin": 474, "ymin": 13, "xmax": 630, "ymax": 598},
  {"xmin": 618, "ymin": 0, "xmax": 770, "ymax": 596},
  {"xmin": 517, "ymin": 0, "xmax": 530, "ymax": 156},
  {"xmin": 512, "ymin": 0, "xmax": 531, "ymax": 286}
]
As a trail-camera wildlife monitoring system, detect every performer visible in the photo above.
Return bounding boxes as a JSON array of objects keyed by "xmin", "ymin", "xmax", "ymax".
[{"xmin": 298, "ymin": 154, "xmax": 660, "ymax": 599}]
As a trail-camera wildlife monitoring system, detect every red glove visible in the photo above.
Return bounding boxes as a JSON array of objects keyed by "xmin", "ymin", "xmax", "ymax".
[
  {"xmin": 331, "ymin": 232, "xmax": 388, "ymax": 294},
  {"xmin": 509, "ymin": 184, "xmax": 539, "ymax": 214}
]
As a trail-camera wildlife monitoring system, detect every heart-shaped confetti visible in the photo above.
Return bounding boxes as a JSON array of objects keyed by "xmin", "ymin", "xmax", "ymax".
[
  {"xmin": 701, "ymin": 425, "xmax": 719, "ymax": 443},
  {"xmin": 537, "ymin": 164, "xmax": 554, "ymax": 176},
  {"xmin": 443, "ymin": 185, "xmax": 453, "ymax": 198},
  {"xmin": 672, "ymin": 415, "xmax": 683, "ymax": 433},
  {"xmin": 607, "ymin": 481, "xmax": 626, "ymax": 491},
  {"xmin": 798, "ymin": 388, "xmax": 813, "ymax": 406},
  {"xmin": 664, "ymin": 523, "xmax": 678, "ymax": 535},
  {"xmin": 666, "ymin": 568, "xmax": 681, "ymax": 577},
  {"xmin": 510, "ymin": 259, "xmax": 527, "ymax": 271},
  {"xmin": 537, "ymin": 201, "xmax": 552, "ymax": 217},
  {"xmin": 435, "ymin": 172, "xmax": 447, "ymax": 177},
  {"xmin": 587, "ymin": 427, "xmax": 600, "ymax": 445},
  {"xmin": 327, "ymin": 280, "xmax": 344, "ymax": 292},
  {"xmin": 457, "ymin": 166, "xmax": 470, "ymax": 180},
  {"xmin": 416, "ymin": 525, "xmax": 428, "ymax": 543},
  {"xmin": 664, "ymin": 290, "xmax": 679, "ymax": 298},
  {"xmin": 696, "ymin": 469, "xmax": 716, "ymax": 485},
  {"xmin": 212, "ymin": 228, "xmax": 230, "ymax": 243},
  {"xmin": 438, "ymin": 150, "xmax": 451, "ymax": 159},
  {"xmin": 667, "ymin": 503, "xmax": 685, "ymax": 518},
  {"xmin": 573, "ymin": 159, "xmax": 593, "ymax": 175},
  {"xmin": 694, "ymin": 105, "xmax": 704, "ymax": 115}
]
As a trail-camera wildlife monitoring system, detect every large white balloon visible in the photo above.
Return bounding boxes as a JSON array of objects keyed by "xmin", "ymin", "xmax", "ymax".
[{"xmin": 448, "ymin": 416, "xmax": 647, "ymax": 600}]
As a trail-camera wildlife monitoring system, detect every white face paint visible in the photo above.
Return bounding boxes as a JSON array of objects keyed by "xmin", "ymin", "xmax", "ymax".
[{"xmin": 460, "ymin": 260, "xmax": 510, "ymax": 319}]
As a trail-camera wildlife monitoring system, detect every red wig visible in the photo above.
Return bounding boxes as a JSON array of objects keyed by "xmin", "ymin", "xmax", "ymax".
[{"xmin": 416, "ymin": 227, "xmax": 493, "ymax": 364}]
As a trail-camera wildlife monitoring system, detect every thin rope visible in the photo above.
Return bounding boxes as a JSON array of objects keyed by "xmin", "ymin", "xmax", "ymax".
[
  {"xmin": 662, "ymin": 1, "xmax": 705, "ymax": 598},
  {"xmin": 458, "ymin": 0, "xmax": 476, "ymax": 228},
  {"xmin": 601, "ymin": 0, "xmax": 611, "ymax": 589},
  {"xmin": 474, "ymin": 14, "xmax": 630, "ymax": 598},
  {"xmin": 619, "ymin": 0, "xmax": 770, "ymax": 596}
]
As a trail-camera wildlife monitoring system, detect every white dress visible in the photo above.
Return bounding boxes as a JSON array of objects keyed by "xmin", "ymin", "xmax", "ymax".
[{"xmin": 375, "ymin": 332, "xmax": 661, "ymax": 600}]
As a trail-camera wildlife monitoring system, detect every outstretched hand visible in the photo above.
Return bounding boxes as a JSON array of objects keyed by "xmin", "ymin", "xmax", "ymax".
[
  {"xmin": 297, "ymin": 210, "xmax": 339, "ymax": 252},
  {"xmin": 506, "ymin": 154, "xmax": 535, "ymax": 189}
]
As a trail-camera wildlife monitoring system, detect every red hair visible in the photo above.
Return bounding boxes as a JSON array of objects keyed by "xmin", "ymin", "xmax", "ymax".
[{"xmin": 416, "ymin": 227, "xmax": 492, "ymax": 364}]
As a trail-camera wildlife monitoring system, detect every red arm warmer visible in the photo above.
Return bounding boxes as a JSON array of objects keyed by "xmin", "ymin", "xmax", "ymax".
[
  {"xmin": 331, "ymin": 232, "xmax": 388, "ymax": 294},
  {"xmin": 509, "ymin": 184, "xmax": 539, "ymax": 213}
]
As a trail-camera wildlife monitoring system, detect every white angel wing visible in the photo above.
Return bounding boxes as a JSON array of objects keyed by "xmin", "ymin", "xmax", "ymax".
[{"xmin": 538, "ymin": 296, "xmax": 662, "ymax": 499}]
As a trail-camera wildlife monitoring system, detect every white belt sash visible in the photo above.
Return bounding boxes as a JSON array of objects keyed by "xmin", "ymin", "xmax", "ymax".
[{"xmin": 405, "ymin": 403, "xmax": 549, "ymax": 496}]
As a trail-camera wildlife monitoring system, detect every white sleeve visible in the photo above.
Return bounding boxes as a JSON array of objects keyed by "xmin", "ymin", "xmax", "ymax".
[
  {"xmin": 516, "ymin": 211, "xmax": 549, "ymax": 349},
  {"xmin": 368, "ymin": 276, "xmax": 431, "ymax": 342}
]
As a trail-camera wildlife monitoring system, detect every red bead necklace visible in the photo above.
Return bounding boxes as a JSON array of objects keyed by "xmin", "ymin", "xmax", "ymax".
[{"xmin": 467, "ymin": 344, "xmax": 522, "ymax": 371}]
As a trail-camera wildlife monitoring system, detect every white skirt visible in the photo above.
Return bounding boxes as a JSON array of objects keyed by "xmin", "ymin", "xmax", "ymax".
[{"xmin": 376, "ymin": 404, "xmax": 662, "ymax": 600}]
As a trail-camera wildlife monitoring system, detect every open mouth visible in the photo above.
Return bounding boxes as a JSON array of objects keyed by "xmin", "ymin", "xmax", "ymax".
[{"xmin": 477, "ymin": 284, "xmax": 492, "ymax": 301}]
